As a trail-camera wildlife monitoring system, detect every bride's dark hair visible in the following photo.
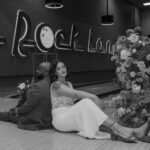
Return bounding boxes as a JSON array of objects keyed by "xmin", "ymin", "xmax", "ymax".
[{"xmin": 50, "ymin": 59, "xmax": 69, "ymax": 83}]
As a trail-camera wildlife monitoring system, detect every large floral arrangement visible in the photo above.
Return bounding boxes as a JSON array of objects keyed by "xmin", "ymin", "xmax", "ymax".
[{"xmin": 111, "ymin": 26, "xmax": 150, "ymax": 127}]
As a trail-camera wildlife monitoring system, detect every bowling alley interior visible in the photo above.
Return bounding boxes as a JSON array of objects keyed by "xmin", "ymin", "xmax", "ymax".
[{"xmin": 1, "ymin": 0, "xmax": 150, "ymax": 149}]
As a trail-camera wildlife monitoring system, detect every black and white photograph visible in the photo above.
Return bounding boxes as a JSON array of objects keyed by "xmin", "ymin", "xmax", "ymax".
[{"xmin": 0, "ymin": 0, "xmax": 150, "ymax": 149}]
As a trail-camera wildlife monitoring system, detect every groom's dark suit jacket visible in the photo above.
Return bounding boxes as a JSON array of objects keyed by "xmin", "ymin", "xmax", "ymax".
[{"xmin": 17, "ymin": 76, "xmax": 52, "ymax": 130}]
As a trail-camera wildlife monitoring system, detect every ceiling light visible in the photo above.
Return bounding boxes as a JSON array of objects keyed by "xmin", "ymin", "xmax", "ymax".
[
  {"xmin": 45, "ymin": 0, "xmax": 63, "ymax": 9},
  {"xmin": 143, "ymin": 2, "xmax": 150, "ymax": 6},
  {"xmin": 101, "ymin": 0, "xmax": 114, "ymax": 26},
  {"xmin": 101, "ymin": 15, "xmax": 114, "ymax": 26}
]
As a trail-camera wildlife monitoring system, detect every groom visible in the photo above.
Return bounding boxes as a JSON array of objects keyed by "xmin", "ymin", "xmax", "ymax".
[{"xmin": 0, "ymin": 62, "xmax": 52, "ymax": 130}]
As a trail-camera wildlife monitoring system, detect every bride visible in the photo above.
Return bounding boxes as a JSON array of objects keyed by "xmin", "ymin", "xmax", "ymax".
[{"xmin": 50, "ymin": 59, "xmax": 150, "ymax": 143}]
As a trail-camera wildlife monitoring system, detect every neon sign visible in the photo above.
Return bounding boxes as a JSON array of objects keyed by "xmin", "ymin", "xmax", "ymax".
[{"xmin": 3, "ymin": 10, "xmax": 114, "ymax": 57}]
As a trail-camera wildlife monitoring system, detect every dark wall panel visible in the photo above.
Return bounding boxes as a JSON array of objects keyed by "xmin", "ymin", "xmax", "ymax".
[
  {"xmin": 134, "ymin": 7, "xmax": 141, "ymax": 26},
  {"xmin": 0, "ymin": 0, "xmax": 139, "ymax": 87},
  {"xmin": 141, "ymin": 8, "xmax": 150, "ymax": 36}
]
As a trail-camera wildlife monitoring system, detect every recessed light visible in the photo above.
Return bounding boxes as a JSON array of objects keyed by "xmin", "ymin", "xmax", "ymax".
[{"xmin": 143, "ymin": 2, "xmax": 150, "ymax": 6}]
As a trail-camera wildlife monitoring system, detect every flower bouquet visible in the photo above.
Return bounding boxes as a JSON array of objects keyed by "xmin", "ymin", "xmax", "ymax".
[
  {"xmin": 111, "ymin": 93, "xmax": 150, "ymax": 128},
  {"xmin": 17, "ymin": 80, "xmax": 30, "ymax": 96},
  {"xmin": 111, "ymin": 26, "xmax": 150, "ymax": 127}
]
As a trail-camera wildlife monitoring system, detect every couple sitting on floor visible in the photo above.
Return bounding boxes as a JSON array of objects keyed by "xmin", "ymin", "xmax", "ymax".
[{"xmin": 0, "ymin": 59, "xmax": 150, "ymax": 143}]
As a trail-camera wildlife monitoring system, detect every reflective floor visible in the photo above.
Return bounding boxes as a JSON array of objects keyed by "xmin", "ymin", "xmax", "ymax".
[{"xmin": 0, "ymin": 95, "xmax": 150, "ymax": 150}]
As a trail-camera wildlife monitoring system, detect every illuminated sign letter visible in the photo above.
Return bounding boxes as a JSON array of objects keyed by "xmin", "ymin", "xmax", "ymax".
[
  {"xmin": 34, "ymin": 23, "xmax": 54, "ymax": 53},
  {"xmin": 55, "ymin": 29, "xmax": 71, "ymax": 50},
  {"xmin": 70, "ymin": 25, "xmax": 84, "ymax": 52},
  {"xmin": 11, "ymin": 10, "xmax": 32, "ymax": 57},
  {"xmin": 87, "ymin": 29, "xmax": 97, "ymax": 53}
]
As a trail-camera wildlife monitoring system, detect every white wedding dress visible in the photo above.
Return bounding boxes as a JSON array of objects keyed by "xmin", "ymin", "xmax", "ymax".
[{"xmin": 51, "ymin": 82, "xmax": 111, "ymax": 139}]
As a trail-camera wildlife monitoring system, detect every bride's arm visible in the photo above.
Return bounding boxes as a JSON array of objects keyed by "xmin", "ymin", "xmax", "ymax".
[{"xmin": 53, "ymin": 82, "xmax": 102, "ymax": 106}]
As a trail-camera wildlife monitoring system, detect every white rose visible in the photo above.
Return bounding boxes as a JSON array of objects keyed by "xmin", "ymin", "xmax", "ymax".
[
  {"xmin": 126, "ymin": 108, "xmax": 131, "ymax": 113},
  {"xmin": 117, "ymin": 107, "xmax": 126, "ymax": 117},
  {"xmin": 146, "ymin": 54, "xmax": 150, "ymax": 61},
  {"xmin": 130, "ymin": 71, "xmax": 136, "ymax": 77},
  {"xmin": 132, "ymin": 84, "xmax": 141, "ymax": 93},
  {"xmin": 121, "ymin": 66, "xmax": 126, "ymax": 73},
  {"xmin": 146, "ymin": 67, "xmax": 150, "ymax": 74},
  {"xmin": 126, "ymin": 81, "xmax": 131, "ymax": 89},
  {"xmin": 18, "ymin": 82, "xmax": 26, "ymax": 90},
  {"xmin": 137, "ymin": 61, "xmax": 146, "ymax": 71},
  {"xmin": 117, "ymin": 44, "xmax": 122, "ymax": 50},
  {"xmin": 116, "ymin": 67, "xmax": 121, "ymax": 73},
  {"xmin": 127, "ymin": 34, "xmax": 139, "ymax": 43},
  {"xmin": 111, "ymin": 55, "xmax": 117, "ymax": 61},
  {"xmin": 142, "ymin": 42, "xmax": 146, "ymax": 46},
  {"xmin": 120, "ymin": 50, "xmax": 131, "ymax": 60},
  {"xmin": 132, "ymin": 49, "xmax": 137, "ymax": 53}
]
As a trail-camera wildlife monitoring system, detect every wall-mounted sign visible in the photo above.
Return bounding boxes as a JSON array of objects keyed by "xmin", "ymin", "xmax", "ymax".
[{"xmin": 1, "ymin": 10, "xmax": 114, "ymax": 57}]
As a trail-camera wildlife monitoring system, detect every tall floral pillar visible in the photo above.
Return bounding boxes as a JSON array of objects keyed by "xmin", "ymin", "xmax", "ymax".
[{"xmin": 111, "ymin": 26, "xmax": 150, "ymax": 127}]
